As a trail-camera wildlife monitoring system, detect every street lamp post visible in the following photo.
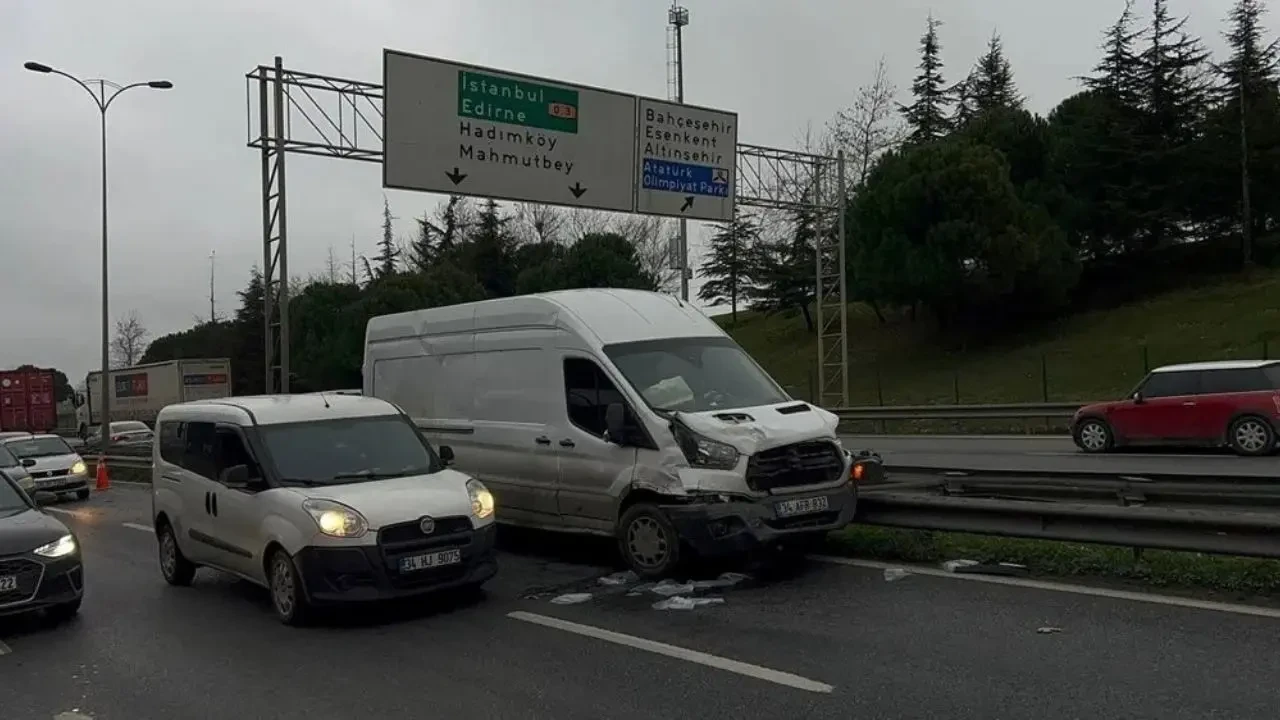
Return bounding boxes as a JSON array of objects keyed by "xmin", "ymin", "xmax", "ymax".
[{"xmin": 23, "ymin": 61, "xmax": 172, "ymax": 456}]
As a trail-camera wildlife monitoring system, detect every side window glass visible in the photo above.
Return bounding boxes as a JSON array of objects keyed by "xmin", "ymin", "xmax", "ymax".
[
  {"xmin": 213, "ymin": 427, "xmax": 261, "ymax": 485},
  {"xmin": 158, "ymin": 421, "xmax": 185, "ymax": 465},
  {"xmin": 1142, "ymin": 371, "xmax": 1198, "ymax": 399},
  {"xmin": 564, "ymin": 358, "xmax": 624, "ymax": 437},
  {"xmin": 1201, "ymin": 368, "xmax": 1270, "ymax": 394},
  {"xmin": 181, "ymin": 421, "xmax": 218, "ymax": 480}
]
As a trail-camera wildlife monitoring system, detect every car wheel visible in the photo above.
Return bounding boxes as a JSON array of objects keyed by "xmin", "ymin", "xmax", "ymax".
[
  {"xmin": 268, "ymin": 548, "xmax": 311, "ymax": 626},
  {"xmin": 1228, "ymin": 416, "xmax": 1275, "ymax": 457},
  {"xmin": 76, "ymin": 489, "xmax": 90, "ymax": 501},
  {"xmin": 158, "ymin": 522, "xmax": 197, "ymax": 587},
  {"xmin": 45, "ymin": 597, "xmax": 81, "ymax": 623},
  {"xmin": 1073, "ymin": 418, "xmax": 1113, "ymax": 453},
  {"xmin": 618, "ymin": 503, "xmax": 682, "ymax": 579}
]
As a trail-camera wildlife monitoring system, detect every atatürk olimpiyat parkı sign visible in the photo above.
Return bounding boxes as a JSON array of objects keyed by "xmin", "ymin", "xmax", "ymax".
[{"xmin": 382, "ymin": 49, "xmax": 737, "ymax": 222}]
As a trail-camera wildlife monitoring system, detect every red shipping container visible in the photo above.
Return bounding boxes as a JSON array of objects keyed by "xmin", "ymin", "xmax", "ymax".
[{"xmin": 0, "ymin": 369, "xmax": 57, "ymax": 433}]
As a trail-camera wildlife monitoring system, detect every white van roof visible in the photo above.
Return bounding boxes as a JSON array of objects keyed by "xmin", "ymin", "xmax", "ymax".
[
  {"xmin": 365, "ymin": 288, "xmax": 724, "ymax": 348},
  {"xmin": 156, "ymin": 394, "xmax": 401, "ymax": 427}
]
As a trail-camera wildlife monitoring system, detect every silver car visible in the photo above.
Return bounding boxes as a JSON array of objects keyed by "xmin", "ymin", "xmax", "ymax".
[
  {"xmin": 0, "ymin": 435, "xmax": 90, "ymax": 501},
  {"xmin": 0, "ymin": 443, "xmax": 35, "ymax": 495}
]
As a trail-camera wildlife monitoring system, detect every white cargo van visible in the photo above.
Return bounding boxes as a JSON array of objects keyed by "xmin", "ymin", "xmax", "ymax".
[{"xmin": 364, "ymin": 288, "xmax": 879, "ymax": 577}]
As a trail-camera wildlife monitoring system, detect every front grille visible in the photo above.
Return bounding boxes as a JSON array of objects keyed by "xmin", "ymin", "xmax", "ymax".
[
  {"xmin": 30, "ymin": 468, "xmax": 69, "ymax": 480},
  {"xmin": 0, "ymin": 557, "xmax": 44, "ymax": 606},
  {"xmin": 746, "ymin": 440, "xmax": 844, "ymax": 492},
  {"xmin": 377, "ymin": 516, "xmax": 474, "ymax": 587},
  {"xmin": 379, "ymin": 516, "xmax": 473, "ymax": 546}
]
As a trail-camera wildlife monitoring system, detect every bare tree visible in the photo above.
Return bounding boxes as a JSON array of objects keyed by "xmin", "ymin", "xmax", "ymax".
[
  {"xmin": 513, "ymin": 203, "xmax": 568, "ymax": 245},
  {"xmin": 111, "ymin": 311, "xmax": 149, "ymax": 368},
  {"xmin": 610, "ymin": 214, "xmax": 680, "ymax": 291},
  {"xmin": 830, "ymin": 57, "xmax": 908, "ymax": 187}
]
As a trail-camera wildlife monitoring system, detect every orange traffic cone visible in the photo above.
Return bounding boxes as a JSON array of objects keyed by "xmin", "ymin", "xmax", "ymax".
[{"xmin": 95, "ymin": 456, "xmax": 110, "ymax": 491}]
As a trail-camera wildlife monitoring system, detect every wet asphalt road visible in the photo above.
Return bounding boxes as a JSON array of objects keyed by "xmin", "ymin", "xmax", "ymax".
[
  {"xmin": 2, "ymin": 485, "xmax": 1279, "ymax": 719},
  {"xmin": 840, "ymin": 434, "xmax": 1280, "ymax": 477}
]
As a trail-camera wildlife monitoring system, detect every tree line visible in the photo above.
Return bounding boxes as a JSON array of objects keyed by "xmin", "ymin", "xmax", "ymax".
[{"xmin": 699, "ymin": 0, "xmax": 1280, "ymax": 339}]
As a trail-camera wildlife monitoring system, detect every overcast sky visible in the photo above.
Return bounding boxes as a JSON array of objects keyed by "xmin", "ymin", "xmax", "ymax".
[{"xmin": 1, "ymin": 0, "xmax": 1263, "ymax": 384}]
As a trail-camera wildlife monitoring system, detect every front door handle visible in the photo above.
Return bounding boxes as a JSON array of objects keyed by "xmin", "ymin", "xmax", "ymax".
[
  {"xmin": 559, "ymin": 439, "xmax": 576, "ymax": 448},
  {"xmin": 535, "ymin": 436, "xmax": 551, "ymax": 446},
  {"xmin": 211, "ymin": 493, "xmax": 219, "ymax": 517},
  {"xmin": 204, "ymin": 492, "xmax": 211, "ymax": 515},
  {"xmin": 1182, "ymin": 401, "xmax": 1197, "ymax": 406}
]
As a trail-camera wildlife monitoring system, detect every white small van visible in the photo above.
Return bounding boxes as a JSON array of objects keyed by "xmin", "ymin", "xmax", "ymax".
[
  {"xmin": 364, "ymin": 288, "xmax": 880, "ymax": 577},
  {"xmin": 150, "ymin": 394, "xmax": 498, "ymax": 624}
]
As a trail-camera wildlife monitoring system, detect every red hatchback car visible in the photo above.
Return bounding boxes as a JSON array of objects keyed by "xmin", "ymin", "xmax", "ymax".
[{"xmin": 1072, "ymin": 360, "xmax": 1280, "ymax": 456}]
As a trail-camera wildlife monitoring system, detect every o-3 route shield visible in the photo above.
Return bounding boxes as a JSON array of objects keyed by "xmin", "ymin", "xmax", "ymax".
[{"xmin": 382, "ymin": 49, "xmax": 637, "ymax": 213}]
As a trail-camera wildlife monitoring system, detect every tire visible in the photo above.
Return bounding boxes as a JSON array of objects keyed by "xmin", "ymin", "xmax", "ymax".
[
  {"xmin": 46, "ymin": 597, "xmax": 81, "ymax": 623},
  {"xmin": 1073, "ymin": 418, "xmax": 1113, "ymax": 453},
  {"xmin": 76, "ymin": 489, "xmax": 90, "ymax": 501},
  {"xmin": 267, "ymin": 548, "xmax": 312, "ymax": 626},
  {"xmin": 1228, "ymin": 416, "xmax": 1275, "ymax": 457},
  {"xmin": 617, "ymin": 503, "xmax": 682, "ymax": 579},
  {"xmin": 157, "ymin": 522, "xmax": 196, "ymax": 587}
]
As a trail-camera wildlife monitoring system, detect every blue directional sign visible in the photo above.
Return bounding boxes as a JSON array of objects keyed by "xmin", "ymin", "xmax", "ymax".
[
  {"xmin": 634, "ymin": 97, "xmax": 737, "ymax": 222},
  {"xmin": 641, "ymin": 159, "xmax": 730, "ymax": 198}
]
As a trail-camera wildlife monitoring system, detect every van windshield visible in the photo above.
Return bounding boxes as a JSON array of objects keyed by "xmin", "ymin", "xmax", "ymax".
[
  {"xmin": 605, "ymin": 336, "xmax": 789, "ymax": 413},
  {"xmin": 257, "ymin": 415, "xmax": 443, "ymax": 486}
]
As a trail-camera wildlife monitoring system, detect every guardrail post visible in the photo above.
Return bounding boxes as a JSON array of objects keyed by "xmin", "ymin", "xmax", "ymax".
[
  {"xmin": 1141, "ymin": 345, "xmax": 1150, "ymax": 373},
  {"xmin": 875, "ymin": 365, "xmax": 885, "ymax": 434}
]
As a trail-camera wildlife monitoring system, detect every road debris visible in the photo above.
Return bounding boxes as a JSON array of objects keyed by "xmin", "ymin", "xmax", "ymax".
[
  {"xmin": 549, "ymin": 593, "xmax": 593, "ymax": 605},
  {"xmin": 1036, "ymin": 626, "xmax": 1063, "ymax": 634},
  {"xmin": 598, "ymin": 571, "xmax": 638, "ymax": 586},
  {"xmin": 653, "ymin": 596, "xmax": 726, "ymax": 611},
  {"xmin": 883, "ymin": 568, "xmax": 909, "ymax": 582}
]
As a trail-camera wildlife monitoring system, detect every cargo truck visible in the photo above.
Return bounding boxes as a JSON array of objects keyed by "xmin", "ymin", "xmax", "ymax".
[
  {"xmin": 0, "ymin": 368, "xmax": 57, "ymax": 433},
  {"xmin": 75, "ymin": 359, "xmax": 232, "ymax": 438}
]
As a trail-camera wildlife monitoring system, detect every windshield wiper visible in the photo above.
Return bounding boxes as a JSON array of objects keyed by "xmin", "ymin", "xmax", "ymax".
[
  {"xmin": 279, "ymin": 477, "xmax": 325, "ymax": 487},
  {"xmin": 331, "ymin": 470, "xmax": 405, "ymax": 481}
]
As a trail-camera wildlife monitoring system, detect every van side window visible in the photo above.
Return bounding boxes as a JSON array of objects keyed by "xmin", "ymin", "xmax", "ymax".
[
  {"xmin": 214, "ymin": 426, "xmax": 262, "ymax": 485},
  {"xmin": 158, "ymin": 421, "xmax": 185, "ymax": 465},
  {"xmin": 180, "ymin": 421, "xmax": 218, "ymax": 480},
  {"xmin": 564, "ymin": 358, "xmax": 625, "ymax": 437}
]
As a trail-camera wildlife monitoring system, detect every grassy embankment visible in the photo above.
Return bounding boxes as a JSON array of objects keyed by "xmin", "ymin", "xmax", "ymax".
[{"xmin": 726, "ymin": 269, "xmax": 1280, "ymax": 596}]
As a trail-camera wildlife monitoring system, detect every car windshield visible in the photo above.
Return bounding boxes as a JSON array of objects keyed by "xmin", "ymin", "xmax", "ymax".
[
  {"xmin": 0, "ymin": 444, "xmax": 17, "ymax": 468},
  {"xmin": 258, "ymin": 415, "xmax": 443, "ymax": 486},
  {"xmin": 0, "ymin": 476, "xmax": 29, "ymax": 514},
  {"xmin": 605, "ymin": 336, "xmax": 790, "ymax": 413},
  {"xmin": 5, "ymin": 436, "xmax": 74, "ymax": 459}
]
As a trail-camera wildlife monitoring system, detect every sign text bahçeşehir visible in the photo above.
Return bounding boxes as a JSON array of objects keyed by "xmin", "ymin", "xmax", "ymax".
[{"xmin": 457, "ymin": 70, "xmax": 581, "ymax": 177}]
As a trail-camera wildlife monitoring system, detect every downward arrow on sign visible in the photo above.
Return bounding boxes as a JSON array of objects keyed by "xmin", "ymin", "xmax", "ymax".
[
  {"xmin": 445, "ymin": 167, "xmax": 467, "ymax": 185},
  {"xmin": 569, "ymin": 182, "xmax": 588, "ymax": 198}
]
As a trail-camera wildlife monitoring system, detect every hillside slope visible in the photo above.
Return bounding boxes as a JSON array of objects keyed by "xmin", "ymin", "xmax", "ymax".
[{"xmin": 725, "ymin": 269, "xmax": 1280, "ymax": 407}]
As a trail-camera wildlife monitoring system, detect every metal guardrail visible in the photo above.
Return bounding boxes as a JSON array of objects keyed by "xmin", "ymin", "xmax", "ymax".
[
  {"xmin": 858, "ymin": 470, "xmax": 1280, "ymax": 559},
  {"xmin": 833, "ymin": 402, "xmax": 1084, "ymax": 422}
]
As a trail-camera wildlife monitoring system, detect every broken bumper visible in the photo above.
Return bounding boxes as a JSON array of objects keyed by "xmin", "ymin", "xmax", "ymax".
[{"xmin": 664, "ymin": 481, "xmax": 859, "ymax": 558}]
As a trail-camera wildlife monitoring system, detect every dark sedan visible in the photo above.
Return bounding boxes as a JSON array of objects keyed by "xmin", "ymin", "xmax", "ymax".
[{"xmin": 0, "ymin": 474, "xmax": 83, "ymax": 621}]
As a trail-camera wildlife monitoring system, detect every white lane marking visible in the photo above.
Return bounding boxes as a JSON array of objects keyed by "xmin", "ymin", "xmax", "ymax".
[
  {"xmin": 813, "ymin": 556, "xmax": 1280, "ymax": 620},
  {"xmin": 842, "ymin": 434, "xmax": 1070, "ymax": 441},
  {"xmin": 507, "ymin": 611, "xmax": 833, "ymax": 694},
  {"xmin": 0, "ymin": 639, "xmax": 10, "ymax": 656},
  {"xmin": 122, "ymin": 522, "xmax": 153, "ymax": 533}
]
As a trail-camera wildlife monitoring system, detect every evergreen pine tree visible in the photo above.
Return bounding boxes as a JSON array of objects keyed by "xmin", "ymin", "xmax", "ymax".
[
  {"xmin": 697, "ymin": 215, "xmax": 760, "ymax": 325},
  {"xmin": 463, "ymin": 199, "xmax": 519, "ymax": 298},
  {"xmin": 374, "ymin": 196, "xmax": 401, "ymax": 278},
  {"xmin": 969, "ymin": 33, "xmax": 1023, "ymax": 114},
  {"xmin": 900, "ymin": 14, "xmax": 951, "ymax": 144}
]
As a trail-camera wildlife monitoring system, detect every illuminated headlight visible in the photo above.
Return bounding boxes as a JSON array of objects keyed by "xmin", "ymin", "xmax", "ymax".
[
  {"xmin": 467, "ymin": 479, "xmax": 495, "ymax": 520},
  {"xmin": 672, "ymin": 422, "xmax": 740, "ymax": 470},
  {"xmin": 34, "ymin": 534, "xmax": 77, "ymax": 558},
  {"xmin": 70, "ymin": 460, "xmax": 87, "ymax": 475},
  {"xmin": 302, "ymin": 499, "xmax": 368, "ymax": 538}
]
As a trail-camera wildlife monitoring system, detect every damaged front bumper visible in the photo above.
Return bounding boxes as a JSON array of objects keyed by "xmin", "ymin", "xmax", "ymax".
[{"xmin": 663, "ymin": 481, "xmax": 859, "ymax": 558}]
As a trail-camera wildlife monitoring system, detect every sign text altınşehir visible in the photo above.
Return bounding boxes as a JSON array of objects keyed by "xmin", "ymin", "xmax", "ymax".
[
  {"xmin": 456, "ymin": 70, "xmax": 581, "ymax": 177},
  {"xmin": 641, "ymin": 107, "xmax": 732, "ymax": 166}
]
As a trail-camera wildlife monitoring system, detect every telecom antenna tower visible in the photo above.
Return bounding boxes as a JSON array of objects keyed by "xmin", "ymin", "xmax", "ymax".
[{"xmin": 666, "ymin": 2, "xmax": 691, "ymax": 300}]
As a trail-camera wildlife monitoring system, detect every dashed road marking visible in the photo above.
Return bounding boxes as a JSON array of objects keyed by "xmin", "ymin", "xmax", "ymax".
[
  {"xmin": 122, "ymin": 522, "xmax": 153, "ymax": 533},
  {"xmin": 507, "ymin": 611, "xmax": 834, "ymax": 693},
  {"xmin": 813, "ymin": 556, "xmax": 1280, "ymax": 620}
]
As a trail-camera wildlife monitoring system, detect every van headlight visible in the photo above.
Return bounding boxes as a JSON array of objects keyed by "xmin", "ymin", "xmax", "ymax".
[
  {"xmin": 34, "ymin": 534, "xmax": 77, "ymax": 558},
  {"xmin": 302, "ymin": 499, "xmax": 369, "ymax": 538},
  {"xmin": 70, "ymin": 460, "xmax": 87, "ymax": 475},
  {"xmin": 467, "ymin": 479, "xmax": 495, "ymax": 520},
  {"xmin": 672, "ymin": 422, "xmax": 740, "ymax": 470}
]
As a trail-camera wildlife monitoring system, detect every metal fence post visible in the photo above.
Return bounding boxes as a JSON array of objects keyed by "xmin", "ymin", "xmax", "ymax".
[{"xmin": 1141, "ymin": 345, "xmax": 1150, "ymax": 374}]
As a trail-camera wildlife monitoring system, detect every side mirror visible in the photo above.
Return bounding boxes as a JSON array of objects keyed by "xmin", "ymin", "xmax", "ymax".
[
  {"xmin": 1132, "ymin": 392, "xmax": 1145, "ymax": 404},
  {"xmin": 218, "ymin": 464, "xmax": 251, "ymax": 489},
  {"xmin": 438, "ymin": 445, "xmax": 455, "ymax": 466},
  {"xmin": 20, "ymin": 458, "xmax": 36, "ymax": 468},
  {"xmin": 604, "ymin": 403, "xmax": 627, "ymax": 445}
]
